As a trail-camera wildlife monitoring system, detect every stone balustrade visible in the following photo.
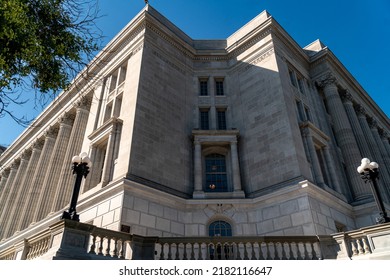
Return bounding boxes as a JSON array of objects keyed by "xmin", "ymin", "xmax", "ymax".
[
  {"xmin": 156, "ymin": 236, "xmax": 322, "ymax": 260},
  {"xmin": 1, "ymin": 220, "xmax": 389, "ymax": 260}
]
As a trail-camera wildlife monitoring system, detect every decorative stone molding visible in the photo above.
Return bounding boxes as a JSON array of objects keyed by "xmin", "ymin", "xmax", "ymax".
[
  {"xmin": 45, "ymin": 127, "xmax": 59, "ymax": 139},
  {"xmin": 340, "ymin": 91, "xmax": 354, "ymax": 104},
  {"xmin": 354, "ymin": 104, "xmax": 367, "ymax": 117},
  {"xmin": 32, "ymin": 139, "xmax": 45, "ymax": 151},
  {"xmin": 20, "ymin": 149, "xmax": 32, "ymax": 161},
  {"xmin": 58, "ymin": 112, "xmax": 75, "ymax": 126},
  {"xmin": 206, "ymin": 203, "xmax": 235, "ymax": 216},
  {"xmin": 74, "ymin": 95, "xmax": 92, "ymax": 111},
  {"xmin": 316, "ymin": 73, "xmax": 338, "ymax": 89},
  {"xmin": 367, "ymin": 117, "xmax": 378, "ymax": 129}
]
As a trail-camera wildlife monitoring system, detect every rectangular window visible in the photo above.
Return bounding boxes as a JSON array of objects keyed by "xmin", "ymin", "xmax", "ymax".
[
  {"xmin": 289, "ymin": 69, "xmax": 297, "ymax": 87},
  {"xmin": 298, "ymin": 77, "xmax": 305, "ymax": 94},
  {"xmin": 217, "ymin": 109, "xmax": 227, "ymax": 130},
  {"xmin": 200, "ymin": 109, "xmax": 209, "ymax": 130},
  {"xmin": 199, "ymin": 79, "xmax": 208, "ymax": 96},
  {"xmin": 215, "ymin": 79, "xmax": 224, "ymax": 96}
]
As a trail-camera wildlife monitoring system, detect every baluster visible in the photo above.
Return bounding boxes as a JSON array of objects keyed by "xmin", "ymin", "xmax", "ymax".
[
  {"xmin": 303, "ymin": 242, "xmax": 310, "ymax": 260},
  {"xmin": 287, "ymin": 242, "xmax": 293, "ymax": 260},
  {"xmin": 250, "ymin": 242, "xmax": 256, "ymax": 260},
  {"xmin": 112, "ymin": 239, "xmax": 118, "ymax": 258},
  {"xmin": 281, "ymin": 242, "xmax": 287, "ymax": 260},
  {"xmin": 362, "ymin": 238, "xmax": 370, "ymax": 254},
  {"xmin": 310, "ymin": 242, "xmax": 318, "ymax": 260},
  {"xmin": 98, "ymin": 236, "xmax": 104, "ymax": 255},
  {"xmin": 175, "ymin": 243, "xmax": 180, "ymax": 260},
  {"xmin": 258, "ymin": 242, "xmax": 264, "ymax": 260},
  {"xmin": 183, "ymin": 243, "xmax": 188, "ymax": 260},
  {"xmin": 350, "ymin": 240, "xmax": 358, "ymax": 256},
  {"xmin": 266, "ymin": 242, "xmax": 272, "ymax": 260},
  {"xmin": 357, "ymin": 239, "xmax": 364, "ymax": 255},
  {"xmin": 105, "ymin": 237, "xmax": 112, "ymax": 256},
  {"xmin": 167, "ymin": 243, "xmax": 172, "ymax": 260},
  {"xmin": 243, "ymin": 242, "xmax": 249, "ymax": 260},
  {"xmin": 190, "ymin": 243, "xmax": 195, "ymax": 260},
  {"xmin": 119, "ymin": 241, "xmax": 125, "ymax": 259},
  {"xmin": 198, "ymin": 243, "xmax": 203, "ymax": 260},
  {"xmin": 89, "ymin": 235, "xmax": 97, "ymax": 254},
  {"xmin": 159, "ymin": 243, "xmax": 165, "ymax": 260},
  {"xmin": 296, "ymin": 243, "xmax": 303, "ymax": 260},
  {"xmin": 236, "ymin": 243, "xmax": 242, "ymax": 260},
  {"xmin": 274, "ymin": 242, "xmax": 280, "ymax": 260}
]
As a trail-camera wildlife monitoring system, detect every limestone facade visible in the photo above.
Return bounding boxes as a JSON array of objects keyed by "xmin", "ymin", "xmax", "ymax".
[{"xmin": 1, "ymin": 5, "xmax": 390, "ymax": 248}]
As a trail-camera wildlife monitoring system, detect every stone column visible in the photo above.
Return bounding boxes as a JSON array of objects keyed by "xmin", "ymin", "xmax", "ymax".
[
  {"xmin": 380, "ymin": 131, "xmax": 390, "ymax": 160},
  {"xmin": 0, "ymin": 169, "xmax": 9, "ymax": 197},
  {"xmin": 301, "ymin": 126, "xmax": 325, "ymax": 187},
  {"xmin": 341, "ymin": 92, "xmax": 372, "ymax": 159},
  {"xmin": 356, "ymin": 106, "xmax": 390, "ymax": 203},
  {"xmin": 37, "ymin": 113, "xmax": 74, "ymax": 220},
  {"xmin": 230, "ymin": 140, "xmax": 242, "ymax": 192},
  {"xmin": 3, "ymin": 145, "xmax": 42, "ymax": 238},
  {"xmin": 52, "ymin": 99, "xmax": 90, "ymax": 212},
  {"xmin": 10, "ymin": 140, "xmax": 43, "ymax": 234},
  {"xmin": 0, "ymin": 153, "xmax": 30, "ymax": 239},
  {"xmin": 193, "ymin": 140, "xmax": 202, "ymax": 194},
  {"xmin": 22, "ymin": 128, "xmax": 58, "ymax": 228},
  {"xmin": 318, "ymin": 75, "xmax": 367, "ymax": 202}
]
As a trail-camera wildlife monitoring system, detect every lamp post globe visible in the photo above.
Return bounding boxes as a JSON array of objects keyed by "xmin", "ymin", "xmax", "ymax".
[{"xmin": 357, "ymin": 158, "xmax": 390, "ymax": 224}]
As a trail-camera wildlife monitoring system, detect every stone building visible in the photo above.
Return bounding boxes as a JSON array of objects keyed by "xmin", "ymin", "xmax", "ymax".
[{"xmin": 0, "ymin": 5, "xmax": 390, "ymax": 253}]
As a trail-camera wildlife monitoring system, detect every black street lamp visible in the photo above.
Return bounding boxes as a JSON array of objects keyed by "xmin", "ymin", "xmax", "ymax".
[
  {"xmin": 357, "ymin": 158, "xmax": 390, "ymax": 224},
  {"xmin": 61, "ymin": 152, "xmax": 92, "ymax": 222}
]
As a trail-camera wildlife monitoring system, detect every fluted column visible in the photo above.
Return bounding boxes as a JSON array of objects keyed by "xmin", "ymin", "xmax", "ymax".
[
  {"xmin": 368, "ymin": 119, "xmax": 390, "ymax": 198},
  {"xmin": 319, "ymin": 76, "xmax": 367, "ymax": 202},
  {"xmin": 380, "ymin": 131, "xmax": 390, "ymax": 160},
  {"xmin": 52, "ymin": 99, "xmax": 90, "ymax": 212},
  {"xmin": 21, "ymin": 128, "xmax": 58, "ymax": 228},
  {"xmin": 8, "ymin": 140, "xmax": 43, "ymax": 235},
  {"xmin": 0, "ymin": 163, "xmax": 18, "ymax": 239},
  {"xmin": 0, "ymin": 152, "xmax": 30, "ymax": 239},
  {"xmin": 301, "ymin": 126, "xmax": 325, "ymax": 187},
  {"xmin": 341, "ymin": 92, "xmax": 372, "ymax": 159},
  {"xmin": 193, "ymin": 141, "xmax": 202, "ymax": 193},
  {"xmin": 230, "ymin": 141, "xmax": 242, "ymax": 191},
  {"xmin": 36, "ymin": 113, "xmax": 74, "ymax": 220},
  {"xmin": 356, "ymin": 106, "xmax": 390, "ymax": 203},
  {"xmin": 3, "ymin": 146, "xmax": 41, "ymax": 237},
  {"xmin": 0, "ymin": 169, "xmax": 9, "ymax": 197}
]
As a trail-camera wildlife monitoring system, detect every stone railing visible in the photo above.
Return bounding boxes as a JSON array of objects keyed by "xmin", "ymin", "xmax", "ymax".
[
  {"xmin": 155, "ymin": 236, "xmax": 323, "ymax": 260},
  {"xmin": 1, "ymin": 220, "xmax": 390, "ymax": 260},
  {"xmin": 331, "ymin": 223, "xmax": 390, "ymax": 260}
]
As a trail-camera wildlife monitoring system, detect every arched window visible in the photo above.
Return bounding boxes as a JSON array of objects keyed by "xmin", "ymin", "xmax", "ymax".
[
  {"xmin": 205, "ymin": 153, "xmax": 228, "ymax": 192},
  {"xmin": 209, "ymin": 220, "xmax": 232, "ymax": 237}
]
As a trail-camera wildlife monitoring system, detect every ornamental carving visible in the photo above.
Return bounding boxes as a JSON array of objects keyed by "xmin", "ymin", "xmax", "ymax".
[
  {"xmin": 32, "ymin": 139, "xmax": 45, "ymax": 150},
  {"xmin": 367, "ymin": 118, "xmax": 378, "ymax": 130},
  {"xmin": 20, "ymin": 149, "xmax": 32, "ymax": 161},
  {"xmin": 316, "ymin": 73, "xmax": 337, "ymax": 89},
  {"xmin": 45, "ymin": 126, "xmax": 59, "ymax": 139},
  {"xmin": 340, "ymin": 91, "xmax": 354, "ymax": 104},
  {"xmin": 206, "ymin": 203, "xmax": 235, "ymax": 216},
  {"xmin": 58, "ymin": 112, "xmax": 75, "ymax": 126},
  {"xmin": 354, "ymin": 104, "xmax": 366, "ymax": 117},
  {"xmin": 74, "ymin": 95, "xmax": 92, "ymax": 111}
]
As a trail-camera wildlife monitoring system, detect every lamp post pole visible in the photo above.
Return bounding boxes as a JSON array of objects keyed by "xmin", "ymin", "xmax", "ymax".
[
  {"xmin": 61, "ymin": 152, "xmax": 91, "ymax": 222},
  {"xmin": 357, "ymin": 158, "xmax": 390, "ymax": 224}
]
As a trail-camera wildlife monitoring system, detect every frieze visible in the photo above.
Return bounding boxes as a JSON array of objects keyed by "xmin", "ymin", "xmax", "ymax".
[
  {"xmin": 152, "ymin": 50, "xmax": 186, "ymax": 75},
  {"xmin": 239, "ymin": 48, "xmax": 275, "ymax": 74}
]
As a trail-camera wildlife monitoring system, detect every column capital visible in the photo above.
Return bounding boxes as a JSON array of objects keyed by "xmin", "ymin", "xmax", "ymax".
[
  {"xmin": 354, "ymin": 104, "xmax": 367, "ymax": 117},
  {"xmin": 45, "ymin": 126, "xmax": 59, "ymax": 138},
  {"xmin": 74, "ymin": 95, "xmax": 92, "ymax": 111},
  {"xmin": 340, "ymin": 91, "xmax": 354, "ymax": 104},
  {"xmin": 368, "ymin": 117, "xmax": 378, "ymax": 130},
  {"xmin": 58, "ymin": 112, "xmax": 75, "ymax": 126},
  {"xmin": 32, "ymin": 138, "xmax": 45, "ymax": 151},
  {"xmin": 1, "ymin": 168, "xmax": 10, "ymax": 178},
  {"xmin": 21, "ymin": 149, "xmax": 32, "ymax": 161},
  {"xmin": 379, "ymin": 129, "xmax": 389, "ymax": 140},
  {"xmin": 11, "ymin": 159, "xmax": 21, "ymax": 169},
  {"xmin": 316, "ymin": 73, "xmax": 338, "ymax": 89}
]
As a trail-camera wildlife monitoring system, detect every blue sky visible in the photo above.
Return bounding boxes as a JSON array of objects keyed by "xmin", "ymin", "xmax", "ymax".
[{"xmin": 1, "ymin": 0, "xmax": 389, "ymax": 146}]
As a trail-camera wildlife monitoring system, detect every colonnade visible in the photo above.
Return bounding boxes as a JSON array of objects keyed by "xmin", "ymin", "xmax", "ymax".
[
  {"xmin": 0, "ymin": 98, "xmax": 90, "ymax": 240},
  {"xmin": 313, "ymin": 74, "xmax": 390, "ymax": 203}
]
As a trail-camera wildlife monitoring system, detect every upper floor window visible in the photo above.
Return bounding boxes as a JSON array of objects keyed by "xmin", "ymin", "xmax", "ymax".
[
  {"xmin": 199, "ymin": 78, "xmax": 208, "ymax": 96},
  {"xmin": 109, "ymin": 63, "xmax": 127, "ymax": 93},
  {"xmin": 289, "ymin": 69, "xmax": 297, "ymax": 87},
  {"xmin": 215, "ymin": 78, "xmax": 224, "ymax": 96},
  {"xmin": 205, "ymin": 153, "xmax": 227, "ymax": 192},
  {"xmin": 200, "ymin": 109, "xmax": 210, "ymax": 130},
  {"xmin": 217, "ymin": 109, "xmax": 227, "ymax": 130}
]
